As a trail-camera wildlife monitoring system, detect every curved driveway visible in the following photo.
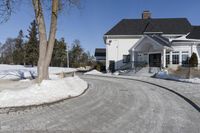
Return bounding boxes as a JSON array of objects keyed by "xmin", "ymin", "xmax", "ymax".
[{"xmin": 0, "ymin": 75, "xmax": 200, "ymax": 132}]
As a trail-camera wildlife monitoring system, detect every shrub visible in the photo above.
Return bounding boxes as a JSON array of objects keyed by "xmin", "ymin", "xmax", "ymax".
[
  {"xmin": 94, "ymin": 61, "xmax": 106, "ymax": 72},
  {"xmin": 95, "ymin": 63, "xmax": 101, "ymax": 71},
  {"xmin": 189, "ymin": 52, "xmax": 198, "ymax": 67}
]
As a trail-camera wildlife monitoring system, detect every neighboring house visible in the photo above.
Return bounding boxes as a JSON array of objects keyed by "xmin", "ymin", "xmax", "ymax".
[
  {"xmin": 94, "ymin": 48, "xmax": 106, "ymax": 62},
  {"xmin": 94, "ymin": 48, "xmax": 106, "ymax": 72},
  {"xmin": 103, "ymin": 11, "xmax": 200, "ymax": 72}
]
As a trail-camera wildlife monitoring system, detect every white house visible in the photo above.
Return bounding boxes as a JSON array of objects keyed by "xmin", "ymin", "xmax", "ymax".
[{"xmin": 103, "ymin": 11, "xmax": 200, "ymax": 72}]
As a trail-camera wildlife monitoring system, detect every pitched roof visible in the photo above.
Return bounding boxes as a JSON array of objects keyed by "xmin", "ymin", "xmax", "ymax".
[
  {"xmin": 105, "ymin": 18, "xmax": 192, "ymax": 35},
  {"xmin": 95, "ymin": 48, "xmax": 106, "ymax": 57},
  {"xmin": 147, "ymin": 35, "xmax": 171, "ymax": 47},
  {"xmin": 186, "ymin": 26, "xmax": 200, "ymax": 39}
]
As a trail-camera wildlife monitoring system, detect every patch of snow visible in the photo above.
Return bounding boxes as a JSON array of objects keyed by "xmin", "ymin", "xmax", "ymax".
[
  {"xmin": 113, "ymin": 71, "xmax": 119, "ymax": 75},
  {"xmin": 0, "ymin": 76, "xmax": 87, "ymax": 108},
  {"xmin": 19, "ymin": 79, "xmax": 31, "ymax": 82},
  {"xmin": 0, "ymin": 64, "xmax": 77, "ymax": 80},
  {"xmin": 48, "ymin": 67, "xmax": 77, "ymax": 74},
  {"xmin": 180, "ymin": 78, "xmax": 200, "ymax": 84},
  {"xmin": 155, "ymin": 70, "xmax": 200, "ymax": 84},
  {"xmin": 84, "ymin": 69, "xmax": 102, "ymax": 75},
  {"xmin": 77, "ymin": 66, "xmax": 91, "ymax": 71}
]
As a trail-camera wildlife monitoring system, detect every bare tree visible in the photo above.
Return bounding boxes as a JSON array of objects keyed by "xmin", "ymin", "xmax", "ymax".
[{"xmin": 0, "ymin": 0, "xmax": 80, "ymax": 83}]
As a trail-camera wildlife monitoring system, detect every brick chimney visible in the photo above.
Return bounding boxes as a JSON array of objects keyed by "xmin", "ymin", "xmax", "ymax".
[{"xmin": 142, "ymin": 10, "xmax": 151, "ymax": 19}]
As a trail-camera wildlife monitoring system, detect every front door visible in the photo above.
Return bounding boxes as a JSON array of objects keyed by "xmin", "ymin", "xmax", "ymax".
[
  {"xmin": 109, "ymin": 60, "xmax": 115, "ymax": 73},
  {"xmin": 149, "ymin": 53, "xmax": 161, "ymax": 67}
]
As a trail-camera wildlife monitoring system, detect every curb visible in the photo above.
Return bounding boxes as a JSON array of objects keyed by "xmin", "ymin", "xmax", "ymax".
[
  {"xmin": 0, "ymin": 83, "xmax": 89, "ymax": 114},
  {"xmin": 85, "ymin": 74, "xmax": 200, "ymax": 113}
]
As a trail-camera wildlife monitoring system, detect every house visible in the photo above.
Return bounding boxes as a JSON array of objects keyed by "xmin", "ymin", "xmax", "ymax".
[{"xmin": 103, "ymin": 11, "xmax": 200, "ymax": 73}]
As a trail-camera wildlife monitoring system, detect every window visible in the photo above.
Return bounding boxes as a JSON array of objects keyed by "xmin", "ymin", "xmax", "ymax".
[
  {"xmin": 172, "ymin": 51, "xmax": 179, "ymax": 64},
  {"xmin": 123, "ymin": 55, "xmax": 130, "ymax": 63},
  {"xmin": 166, "ymin": 52, "xmax": 170, "ymax": 65},
  {"xmin": 182, "ymin": 51, "xmax": 189, "ymax": 65}
]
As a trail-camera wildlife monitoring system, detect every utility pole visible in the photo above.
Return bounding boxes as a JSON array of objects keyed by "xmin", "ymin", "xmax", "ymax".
[{"xmin": 66, "ymin": 44, "xmax": 69, "ymax": 68}]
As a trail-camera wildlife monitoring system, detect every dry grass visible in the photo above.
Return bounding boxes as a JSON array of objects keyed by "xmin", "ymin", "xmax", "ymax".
[{"xmin": 168, "ymin": 67, "xmax": 200, "ymax": 79}]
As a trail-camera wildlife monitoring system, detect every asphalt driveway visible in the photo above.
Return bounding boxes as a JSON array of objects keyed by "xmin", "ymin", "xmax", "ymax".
[{"xmin": 0, "ymin": 75, "xmax": 199, "ymax": 132}]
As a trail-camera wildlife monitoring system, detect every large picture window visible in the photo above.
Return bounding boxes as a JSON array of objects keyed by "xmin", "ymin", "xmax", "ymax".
[
  {"xmin": 172, "ymin": 51, "xmax": 179, "ymax": 64},
  {"xmin": 182, "ymin": 51, "xmax": 189, "ymax": 65},
  {"xmin": 166, "ymin": 52, "xmax": 170, "ymax": 65},
  {"xmin": 123, "ymin": 55, "xmax": 130, "ymax": 63}
]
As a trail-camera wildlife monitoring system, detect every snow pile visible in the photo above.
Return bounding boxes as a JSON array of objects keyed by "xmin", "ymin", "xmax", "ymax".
[
  {"xmin": 0, "ymin": 66, "xmax": 36, "ymax": 80},
  {"xmin": 113, "ymin": 71, "xmax": 119, "ymax": 75},
  {"xmin": 77, "ymin": 66, "xmax": 91, "ymax": 71},
  {"xmin": 155, "ymin": 70, "xmax": 200, "ymax": 84},
  {"xmin": 0, "ymin": 64, "xmax": 77, "ymax": 80},
  {"xmin": 0, "ymin": 76, "xmax": 87, "ymax": 108},
  {"xmin": 48, "ymin": 67, "xmax": 76, "ymax": 74},
  {"xmin": 84, "ymin": 69, "xmax": 102, "ymax": 75},
  {"xmin": 155, "ymin": 70, "xmax": 171, "ymax": 79},
  {"xmin": 180, "ymin": 78, "xmax": 200, "ymax": 84}
]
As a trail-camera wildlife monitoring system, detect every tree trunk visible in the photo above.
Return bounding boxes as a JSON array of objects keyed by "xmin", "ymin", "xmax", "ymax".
[
  {"xmin": 32, "ymin": 0, "xmax": 48, "ymax": 83},
  {"xmin": 43, "ymin": 0, "xmax": 59, "ymax": 80},
  {"xmin": 32, "ymin": 0, "xmax": 58, "ymax": 83}
]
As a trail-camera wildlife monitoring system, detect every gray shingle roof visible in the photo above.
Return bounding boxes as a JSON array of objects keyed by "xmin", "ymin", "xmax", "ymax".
[
  {"xmin": 186, "ymin": 26, "xmax": 200, "ymax": 39},
  {"xmin": 105, "ymin": 18, "xmax": 192, "ymax": 35}
]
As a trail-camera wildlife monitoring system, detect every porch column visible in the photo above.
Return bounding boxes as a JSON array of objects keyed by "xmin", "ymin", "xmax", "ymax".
[
  {"xmin": 131, "ymin": 50, "xmax": 135, "ymax": 69},
  {"xmin": 163, "ymin": 48, "xmax": 166, "ymax": 68},
  {"xmin": 106, "ymin": 43, "xmax": 109, "ymax": 73},
  {"xmin": 179, "ymin": 51, "xmax": 182, "ymax": 65},
  {"xmin": 170, "ymin": 51, "xmax": 173, "ymax": 65}
]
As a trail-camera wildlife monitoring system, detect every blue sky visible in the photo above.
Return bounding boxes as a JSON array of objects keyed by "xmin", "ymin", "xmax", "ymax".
[{"xmin": 0, "ymin": 0, "xmax": 200, "ymax": 54}]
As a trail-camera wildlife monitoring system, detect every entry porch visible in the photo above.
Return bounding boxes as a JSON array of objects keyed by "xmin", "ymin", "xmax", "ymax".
[{"xmin": 130, "ymin": 35, "xmax": 173, "ymax": 69}]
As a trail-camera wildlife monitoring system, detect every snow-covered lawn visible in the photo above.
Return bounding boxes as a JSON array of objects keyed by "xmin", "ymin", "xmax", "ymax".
[
  {"xmin": 0, "ymin": 64, "xmax": 87, "ymax": 108},
  {"xmin": 85, "ymin": 69, "xmax": 200, "ymax": 84},
  {"xmin": 0, "ymin": 64, "xmax": 77, "ymax": 80},
  {"xmin": 0, "ymin": 76, "xmax": 87, "ymax": 108},
  {"xmin": 155, "ymin": 70, "xmax": 200, "ymax": 84}
]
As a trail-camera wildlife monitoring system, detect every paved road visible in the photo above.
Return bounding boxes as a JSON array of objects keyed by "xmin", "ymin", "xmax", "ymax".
[{"xmin": 0, "ymin": 75, "xmax": 200, "ymax": 133}]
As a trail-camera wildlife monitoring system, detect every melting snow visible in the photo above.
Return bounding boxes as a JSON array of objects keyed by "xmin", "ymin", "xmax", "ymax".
[
  {"xmin": 84, "ymin": 70, "xmax": 102, "ymax": 75},
  {"xmin": 155, "ymin": 70, "xmax": 200, "ymax": 84},
  {"xmin": 0, "ymin": 64, "xmax": 77, "ymax": 80},
  {"xmin": 0, "ymin": 76, "xmax": 87, "ymax": 108}
]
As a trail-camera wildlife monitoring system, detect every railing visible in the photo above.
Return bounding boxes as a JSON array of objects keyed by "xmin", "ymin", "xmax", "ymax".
[
  {"xmin": 117, "ymin": 61, "xmax": 148, "ymax": 73},
  {"xmin": 116, "ymin": 62, "xmax": 132, "ymax": 70},
  {"xmin": 133, "ymin": 61, "xmax": 148, "ymax": 73}
]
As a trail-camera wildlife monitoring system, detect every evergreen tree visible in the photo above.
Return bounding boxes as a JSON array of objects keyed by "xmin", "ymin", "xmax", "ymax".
[
  {"xmin": 69, "ymin": 39, "xmax": 84, "ymax": 68},
  {"xmin": 0, "ymin": 38, "xmax": 16, "ymax": 64},
  {"xmin": 13, "ymin": 30, "xmax": 24, "ymax": 65},
  {"xmin": 25, "ymin": 20, "xmax": 39, "ymax": 66},
  {"xmin": 51, "ymin": 38, "xmax": 67, "ymax": 67},
  {"xmin": 189, "ymin": 52, "xmax": 198, "ymax": 67},
  {"xmin": 69, "ymin": 40, "xmax": 94, "ymax": 68}
]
